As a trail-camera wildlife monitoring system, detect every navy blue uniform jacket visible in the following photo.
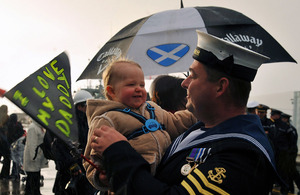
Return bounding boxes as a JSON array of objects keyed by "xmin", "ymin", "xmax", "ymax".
[{"xmin": 103, "ymin": 114, "xmax": 281, "ymax": 195}]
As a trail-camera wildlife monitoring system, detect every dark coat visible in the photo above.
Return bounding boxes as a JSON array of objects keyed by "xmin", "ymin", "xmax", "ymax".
[
  {"xmin": 45, "ymin": 109, "xmax": 97, "ymax": 195},
  {"xmin": 103, "ymin": 115, "xmax": 282, "ymax": 195},
  {"xmin": 7, "ymin": 114, "xmax": 24, "ymax": 144}
]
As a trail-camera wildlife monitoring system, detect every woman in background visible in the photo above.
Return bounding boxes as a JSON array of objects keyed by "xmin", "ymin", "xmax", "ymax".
[
  {"xmin": 23, "ymin": 120, "xmax": 48, "ymax": 195},
  {"xmin": 149, "ymin": 75, "xmax": 187, "ymax": 113}
]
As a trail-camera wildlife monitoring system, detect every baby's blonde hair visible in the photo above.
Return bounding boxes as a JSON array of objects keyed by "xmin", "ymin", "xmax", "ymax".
[{"xmin": 102, "ymin": 57, "xmax": 142, "ymax": 100}]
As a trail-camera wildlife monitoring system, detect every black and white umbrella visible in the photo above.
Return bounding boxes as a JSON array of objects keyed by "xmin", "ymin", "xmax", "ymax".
[{"xmin": 77, "ymin": 6, "xmax": 296, "ymax": 81}]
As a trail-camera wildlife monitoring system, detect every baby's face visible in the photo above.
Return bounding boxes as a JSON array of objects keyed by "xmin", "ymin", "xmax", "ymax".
[{"xmin": 112, "ymin": 64, "xmax": 147, "ymax": 109}]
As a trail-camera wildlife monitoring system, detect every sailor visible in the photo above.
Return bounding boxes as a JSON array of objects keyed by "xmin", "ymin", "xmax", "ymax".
[
  {"xmin": 281, "ymin": 113, "xmax": 300, "ymax": 194},
  {"xmin": 256, "ymin": 104, "xmax": 276, "ymax": 147},
  {"xmin": 90, "ymin": 31, "xmax": 283, "ymax": 194},
  {"xmin": 271, "ymin": 109, "xmax": 295, "ymax": 194},
  {"xmin": 246, "ymin": 100, "xmax": 259, "ymax": 114}
]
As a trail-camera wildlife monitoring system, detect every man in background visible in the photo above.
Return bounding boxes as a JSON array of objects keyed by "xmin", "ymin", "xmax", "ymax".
[
  {"xmin": 45, "ymin": 90, "xmax": 97, "ymax": 195},
  {"xmin": 256, "ymin": 104, "xmax": 276, "ymax": 148},
  {"xmin": 281, "ymin": 113, "xmax": 300, "ymax": 194}
]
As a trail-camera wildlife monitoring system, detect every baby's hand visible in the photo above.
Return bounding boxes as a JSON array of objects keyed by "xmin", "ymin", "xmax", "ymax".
[
  {"xmin": 91, "ymin": 125, "xmax": 127, "ymax": 155},
  {"xmin": 99, "ymin": 169, "xmax": 109, "ymax": 186}
]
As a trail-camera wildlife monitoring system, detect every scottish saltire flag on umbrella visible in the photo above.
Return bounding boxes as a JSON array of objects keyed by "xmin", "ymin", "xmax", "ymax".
[
  {"xmin": 77, "ymin": 6, "xmax": 296, "ymax": 81},
  {"xmin": 4, "ymin": 52, "xmax": 79, "ymax": 143}
]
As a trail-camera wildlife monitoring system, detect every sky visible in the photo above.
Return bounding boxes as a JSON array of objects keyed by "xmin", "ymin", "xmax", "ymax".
[{"xmin": 0, "ymin": 0, "xmax": 299, "ymax": 114}]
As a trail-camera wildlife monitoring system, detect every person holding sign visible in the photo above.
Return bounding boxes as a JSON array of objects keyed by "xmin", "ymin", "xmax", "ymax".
[
  {"xmin": 46, "ymin": 90, "xmax": 97, "ymax": 195},
  {"xmin": 83, "ymin": 58, "xmax": 197, "ymax": 192},
  {"xmin": 89, "ymin": 31, "xmax": 283, "ymax": 194}
]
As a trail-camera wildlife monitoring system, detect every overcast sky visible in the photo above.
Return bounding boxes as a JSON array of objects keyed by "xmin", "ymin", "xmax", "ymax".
[{"xmin": 0, "ymin": 0, "xmax": 299, "ymax": 113}]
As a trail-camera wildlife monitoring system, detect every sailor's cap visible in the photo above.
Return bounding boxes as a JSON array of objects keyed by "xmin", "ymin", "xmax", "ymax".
[
  {"xmin": 247, "ymin": 101, "xmax": 260, "ymax": 109},
  {"xmin": 271, "ymin": 109, "xmax": 282, "ymax": 115},
  {"xmin": 256, "ymin": 104, "xmax": 270, "ymax": 111},
  {"xmin": 193, "ymin": 30, "xmax": 270, "ymax": 82},
  {"xmin": 281, "ymin": 113, "xmax": 291, "ymax": 119}
]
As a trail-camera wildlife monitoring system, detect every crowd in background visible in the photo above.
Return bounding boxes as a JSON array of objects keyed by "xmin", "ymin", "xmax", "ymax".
[
  {"xmin": 247, "ymin": 101, "xmax": 300, "ymax": 195},
  {"xmin": 0, "ymin": 105, "xmax": 25, "ymax": 181}
]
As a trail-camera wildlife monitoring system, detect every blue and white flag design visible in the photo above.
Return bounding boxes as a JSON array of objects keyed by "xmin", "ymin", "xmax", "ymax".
[{"xmin": 147, "ymin": 43, "xmax": 189, "ymax": 66}]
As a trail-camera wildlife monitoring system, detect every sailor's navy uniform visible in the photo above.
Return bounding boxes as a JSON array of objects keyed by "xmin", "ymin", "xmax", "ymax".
[{"xmin": 103, "ymin": 114, "xmax": 281, "ymax": 194}]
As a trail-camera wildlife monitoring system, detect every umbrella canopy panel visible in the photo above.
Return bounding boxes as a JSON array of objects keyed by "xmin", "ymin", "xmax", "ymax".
[{"xmin": 77, "ymin": 6, "xmax": 296, "ymax": 81}]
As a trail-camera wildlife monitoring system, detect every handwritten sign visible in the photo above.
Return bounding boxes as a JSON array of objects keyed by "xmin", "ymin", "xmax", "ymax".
[{"xmin": 4, "ymin": 52, "xmax": 78, "ymax": 143}]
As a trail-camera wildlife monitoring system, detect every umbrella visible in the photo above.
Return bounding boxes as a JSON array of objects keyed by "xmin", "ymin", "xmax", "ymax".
[{"xmin": 77, "ymin": 6, "xmax": 296, "ymax": 81}]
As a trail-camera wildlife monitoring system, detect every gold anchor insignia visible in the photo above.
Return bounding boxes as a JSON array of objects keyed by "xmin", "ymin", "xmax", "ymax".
[{"xmin": 207, "ymin": 167, "xmax": 226, "ymax": 184}]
